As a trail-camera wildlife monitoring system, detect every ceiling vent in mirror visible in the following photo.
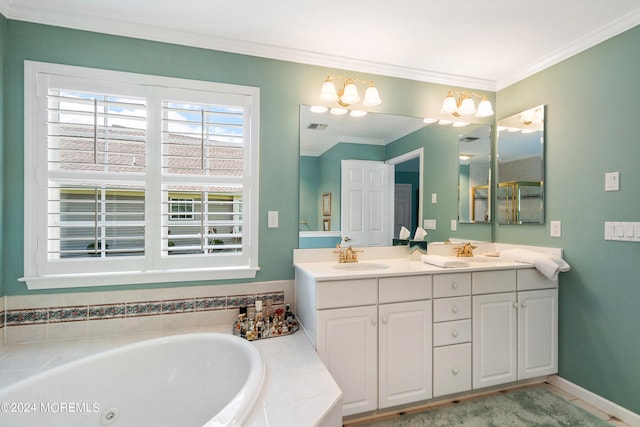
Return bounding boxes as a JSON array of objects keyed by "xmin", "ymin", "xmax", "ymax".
[
  {"xmin": 460, "ymin": 136, "xmax": 479, "ymax": 142},
  {"xmin": 307, "ymin": 123, "xmax": 328, "ymax": 131}
]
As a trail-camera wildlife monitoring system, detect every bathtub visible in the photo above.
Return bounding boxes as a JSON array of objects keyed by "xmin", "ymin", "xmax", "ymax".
[{"xmin": 0, "ymin": 333, "xmax": 265, "ymax": 427}]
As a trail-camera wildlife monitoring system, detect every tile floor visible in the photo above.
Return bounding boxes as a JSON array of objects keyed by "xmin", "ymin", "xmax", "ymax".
[{"xmin": 343, "ymin": 382, "xmax": 632, "ymax": 427}]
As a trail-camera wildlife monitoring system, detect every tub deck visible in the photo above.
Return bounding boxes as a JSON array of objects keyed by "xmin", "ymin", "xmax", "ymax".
[{"xmin": 0, "ymin": 325, "xmax": 342, "ymax": 427}]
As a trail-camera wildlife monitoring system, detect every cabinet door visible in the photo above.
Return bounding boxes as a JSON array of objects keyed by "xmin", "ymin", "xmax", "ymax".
[
  {"xmin": 472, "ymin": 292, "xmax": 517, "ymax": 389},
  {"xmin": 518, "ymin": 288, "xmax": 558, "ymax": 379},
  {"xmin": 434, "ymin": 343, "xmax": 471, "ymax": 397},
  {"xmin": 317, "ymin": 305, "xmax": 378, "ymax": 416},
  {"xmin": 378, "ymin": 300, "xmax": 432, "ymax": 409}
]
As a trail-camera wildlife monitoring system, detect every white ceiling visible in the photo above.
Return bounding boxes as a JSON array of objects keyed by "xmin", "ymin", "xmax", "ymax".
[{"xmin": 3, "ymin": 0, "xmax": 640, "ymax": 90}]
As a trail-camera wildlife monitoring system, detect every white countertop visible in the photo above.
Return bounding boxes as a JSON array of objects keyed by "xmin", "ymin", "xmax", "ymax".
[{"xmin": 294, "ymin": 256, "xmax": 531, "ymax": 281}]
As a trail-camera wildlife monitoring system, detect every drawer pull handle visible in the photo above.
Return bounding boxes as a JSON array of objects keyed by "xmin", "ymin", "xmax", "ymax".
[
  {"xmin": 452, "ymin": 306, "xmax": 459, "ymax": 314},
  {"xmin": 452, "ymin": 330, "xmax": 459, "ymax": 338},
  {"xmin": 452, "ymin": 368, "xmax": 459, "ymax": 375},
  {"xmin": 451, "ymin": 282, "xmax": 459, "ymax": 290}
]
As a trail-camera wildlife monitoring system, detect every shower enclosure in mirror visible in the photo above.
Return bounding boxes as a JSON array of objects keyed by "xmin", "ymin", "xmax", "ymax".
[
  {"xmin": 298, "ymin": 105, "xmax": 425, "ymax": 248},
  {"xmin": 496, "ymin": 105, "xmax": 545, "ymax": 224},
  {"xmin": 458, "ymin": 125, "xmax": 492, "ymax": 223}
]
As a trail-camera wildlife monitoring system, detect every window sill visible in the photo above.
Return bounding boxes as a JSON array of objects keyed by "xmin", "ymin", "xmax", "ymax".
[{"xmin": 19, "ymin": 267, "xmax": 260, "ymax": 290}]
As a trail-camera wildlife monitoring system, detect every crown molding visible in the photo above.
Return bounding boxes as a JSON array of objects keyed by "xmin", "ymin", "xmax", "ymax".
[
  {"xmin": 6, "ymin": 4, "xmax": 640, "ymax": 92},
  {"xmin": 6, "ymin": 4, "xmax": 497, "ymax": 91},
  {"xmin": 497, "ymin": 8, "xmax": 640, "ymax": 90}
]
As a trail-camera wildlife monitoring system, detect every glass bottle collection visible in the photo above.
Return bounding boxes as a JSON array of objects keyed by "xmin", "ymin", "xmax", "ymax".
[{"xmin": 233, "ymin": 299, "xmax": 299, "ymax": 340}]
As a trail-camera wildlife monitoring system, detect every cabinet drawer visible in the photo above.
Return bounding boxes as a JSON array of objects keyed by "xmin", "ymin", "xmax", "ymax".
[
  {"xmin": 472, "ymin": 270, "xmax": 516, "ymax": 295},
  {"xmin": 433, "ymin": 273, "xmax": 471, "ymax": 298},
  {"xmin": 433, "ymin": 319, "xmax": 471, "ymax": 347},
  {"xmin": 517, "ymin": 268, "xmax": 558, "ymax": 291},
  {"xmin": 317, "ymin": 278, "xmax": 377, "ymax": 309},
  {"xmin": 433, "ymin": 296, "xmax": 471, "ymax": 322},
  {"xmin": 433, "ymin": 343, "xmax": 471, "ymax": 397},
  {"xmin": 379, "ymin": 275, "xmax": 432, "ymax": 303}
]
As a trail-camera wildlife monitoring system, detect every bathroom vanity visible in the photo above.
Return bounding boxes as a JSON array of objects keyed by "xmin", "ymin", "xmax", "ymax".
[{"xmin": 294, "ymin": 246, "xmax": 558, "ymax": 417}]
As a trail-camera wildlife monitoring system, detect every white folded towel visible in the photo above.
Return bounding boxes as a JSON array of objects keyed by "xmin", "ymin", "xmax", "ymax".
[
  {"xmin": 414, "ymin": 226, "xmax": 428, "ymax": 241},
  {"xmin": 421, "ymin": 254, "xmax": 469, "ymax": 268},
  {"xmin": 499, "ymin": 249, "xmax": 571, "ymax": 280},
  {"xmin": 399, "ymin": 226, "xmax": 411, "ymax": 240}
]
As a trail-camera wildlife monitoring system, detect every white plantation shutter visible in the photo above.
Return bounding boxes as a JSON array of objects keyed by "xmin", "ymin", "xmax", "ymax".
[
  {"xmin": 23, "ymin": 62, "xmax": 259, "ymax": 288},
  {"xmin": 46, "ymin": 90, "xmax": 147, "ymax": 260},
  {"xmin": 160, "ymin": 99, "xmax": 246, "ymax": 256}
]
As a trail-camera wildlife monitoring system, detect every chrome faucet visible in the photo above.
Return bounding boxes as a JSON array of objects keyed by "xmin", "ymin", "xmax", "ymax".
[{"xmin": 334, "ymin": 245, "xmax": 363, "ymax": 263}]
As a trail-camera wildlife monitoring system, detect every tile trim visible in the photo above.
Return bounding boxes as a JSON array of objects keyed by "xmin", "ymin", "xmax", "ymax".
[{"xmin": 4, "ymin": 290, "xmax": 284, "ymax": 327}]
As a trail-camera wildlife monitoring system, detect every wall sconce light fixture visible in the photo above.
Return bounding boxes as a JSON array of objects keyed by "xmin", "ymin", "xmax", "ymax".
[
  {"xmin": 319, "ymin": 75, "xmax": 382, "ymax": 108},
  {"xmin": 440, "ymin": 91, "xmax": 494, "ymax": 118}
]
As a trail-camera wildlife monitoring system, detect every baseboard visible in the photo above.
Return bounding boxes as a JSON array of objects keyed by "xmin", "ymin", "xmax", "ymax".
[{"xmin": 547, "ymin": 375, "xmax": 640, "ymax": 427}]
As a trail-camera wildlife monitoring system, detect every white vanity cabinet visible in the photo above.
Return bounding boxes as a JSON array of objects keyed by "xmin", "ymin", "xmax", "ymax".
[
  {"xmin": 296, "ymin": 272, "xmax": 432, "ymax": 416},
  {"xmin": 472, "ymin": 269, "xmax": 558, "ymax": 389}
]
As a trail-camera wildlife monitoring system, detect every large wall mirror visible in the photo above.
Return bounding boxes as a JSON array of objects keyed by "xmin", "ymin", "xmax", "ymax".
[
  {"xmin": 458, "ymin": 125, "xmax": 492, "ymax": 223},
  {"xmin": 299, "ymin": 105, "xmax": 425, "ymax": 248},
  {"xmin": 496, "ymin": 105, "xmax": 545, "ymax": 224}
]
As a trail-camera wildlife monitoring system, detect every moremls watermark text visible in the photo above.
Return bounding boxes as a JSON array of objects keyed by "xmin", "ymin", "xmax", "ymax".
[{"xmin": 1, "ymin": 402, "xmax": 100, "ymax": 414}]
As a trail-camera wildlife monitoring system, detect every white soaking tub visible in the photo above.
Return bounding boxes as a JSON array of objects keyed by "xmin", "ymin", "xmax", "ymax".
[{"xmin": 0, "ymin": 333, "xmax": 265, "ymax": 427}]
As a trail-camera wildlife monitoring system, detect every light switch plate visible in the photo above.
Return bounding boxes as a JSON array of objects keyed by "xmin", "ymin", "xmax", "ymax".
[
  {"xmin": 451, "ymin": 219, "xmax": 457, "ymax": 231},
  {"xmin": 550, "ymin": 221, "xmax": 561, "ymax": 237},
  {"xmin": 605, "ymin": 172, "xmax": 620, "ymax": 191},
  {"xmin": 431, "ymin": 193, "xmax": 437, "ymax": 204},
  {"xmin": 267, "ymin": 211, "xmax": 278, "ymax": 228}
]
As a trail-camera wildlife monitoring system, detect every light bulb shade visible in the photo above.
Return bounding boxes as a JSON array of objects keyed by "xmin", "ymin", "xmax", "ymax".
[
  {"xmin": 452, "ymin": 121, "xmax": 470, "ymax": 127},
  {"xmin": 319, "ymin": 81, "xmax": 338, "ymax": 103},
  {"xmin": 458, "ymin": 97, "xmax": 476, "ymax": 116},
  {"xmin": 475, "ymin": 99, "xmax": 494, "ymax": 118},
  {"xmin": 362, "ymin": 86, "xmax": 382, "ymax": 106},
  {"xmin": 329, "ymin": 107, "xmax": 348, "ymax": 115},
  {"xmin": 309, "ymin": 105, "xmax": 329, "ymax": 113},
  {"xmin": 440, "ymin": 94, "xmax": 457, "ymax": 114},
  {"xmin": 341, "ymin": 83, "xmax": 360, "ymax": 105},
  {"xmin": 349, "ymin": 110, "xmax": 367, "ymax": 117}
]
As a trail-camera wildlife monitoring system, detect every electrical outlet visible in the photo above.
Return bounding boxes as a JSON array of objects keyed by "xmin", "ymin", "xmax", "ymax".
[
  {"xmin": 451, "ymin": 219, "xmax": 457, "ymax": 231},
  {"xmin": 550, "ymin": 221, "xmax": 561, "ymax": 237},
  {"xmin": 431, "ymin": 193, "xmax": 437, "ymax": 204}
]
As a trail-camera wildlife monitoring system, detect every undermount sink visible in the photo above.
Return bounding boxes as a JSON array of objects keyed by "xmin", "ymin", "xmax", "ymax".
[
  {"xmin": 332, "ymin": 262, "xmax": 390, "ymax": 271},
  {"xmin": 467, "ymin": 255, "xmax": 502, "ymax": 263}
]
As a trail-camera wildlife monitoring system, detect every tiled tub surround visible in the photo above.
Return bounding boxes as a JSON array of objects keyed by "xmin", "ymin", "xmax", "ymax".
[{"xmin": 1, "ymin": 280, "xmax": 293, "ymax": 345}]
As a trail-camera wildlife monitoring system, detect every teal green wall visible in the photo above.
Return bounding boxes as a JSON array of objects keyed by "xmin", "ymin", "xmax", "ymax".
[
  {"xmin": 299, "ymin": 156, "xmax": 319, "ymax": 231},
  {"xmin": 2, "ymin": 20, "xmax": 476, "ymax": 295},
  {"xmin": 497, "ymin": 26, "xmax": 640, "ymax": 413}
]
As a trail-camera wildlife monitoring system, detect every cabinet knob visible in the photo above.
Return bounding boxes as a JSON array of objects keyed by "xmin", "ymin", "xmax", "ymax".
[
  {"xmin": 452, "ymin": 368, "xmax": 459, "ymax": 375},
  {"xmin": 521, "ymin": 302, "xmax": 527, "ymax": 308},
  {"xmin": 513, "ymin": 302, "xmax": 519, "ymax": 309},
  {"xmin": 371, "ymin": 317, "xmax": 377, "ymax": 325},
  {"xmin": 381, "ymin": 316, "xmax": 388, "ymax": 324},
  {"xmin": 452, "ymin": 330, "xmax": 459, "ymax": 338},
  {"xmin": 452, "ymin": 306, "xmax": 459, "ymax": 314},
  {"xmin": 451, "ymin": 282, "xmax": 459, "ymax": 290}
]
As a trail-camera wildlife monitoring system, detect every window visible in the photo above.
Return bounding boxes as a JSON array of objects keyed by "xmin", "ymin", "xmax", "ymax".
[{"xmin": 23, "ymin": 62, "xmax": 260, "ymax": 289}]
